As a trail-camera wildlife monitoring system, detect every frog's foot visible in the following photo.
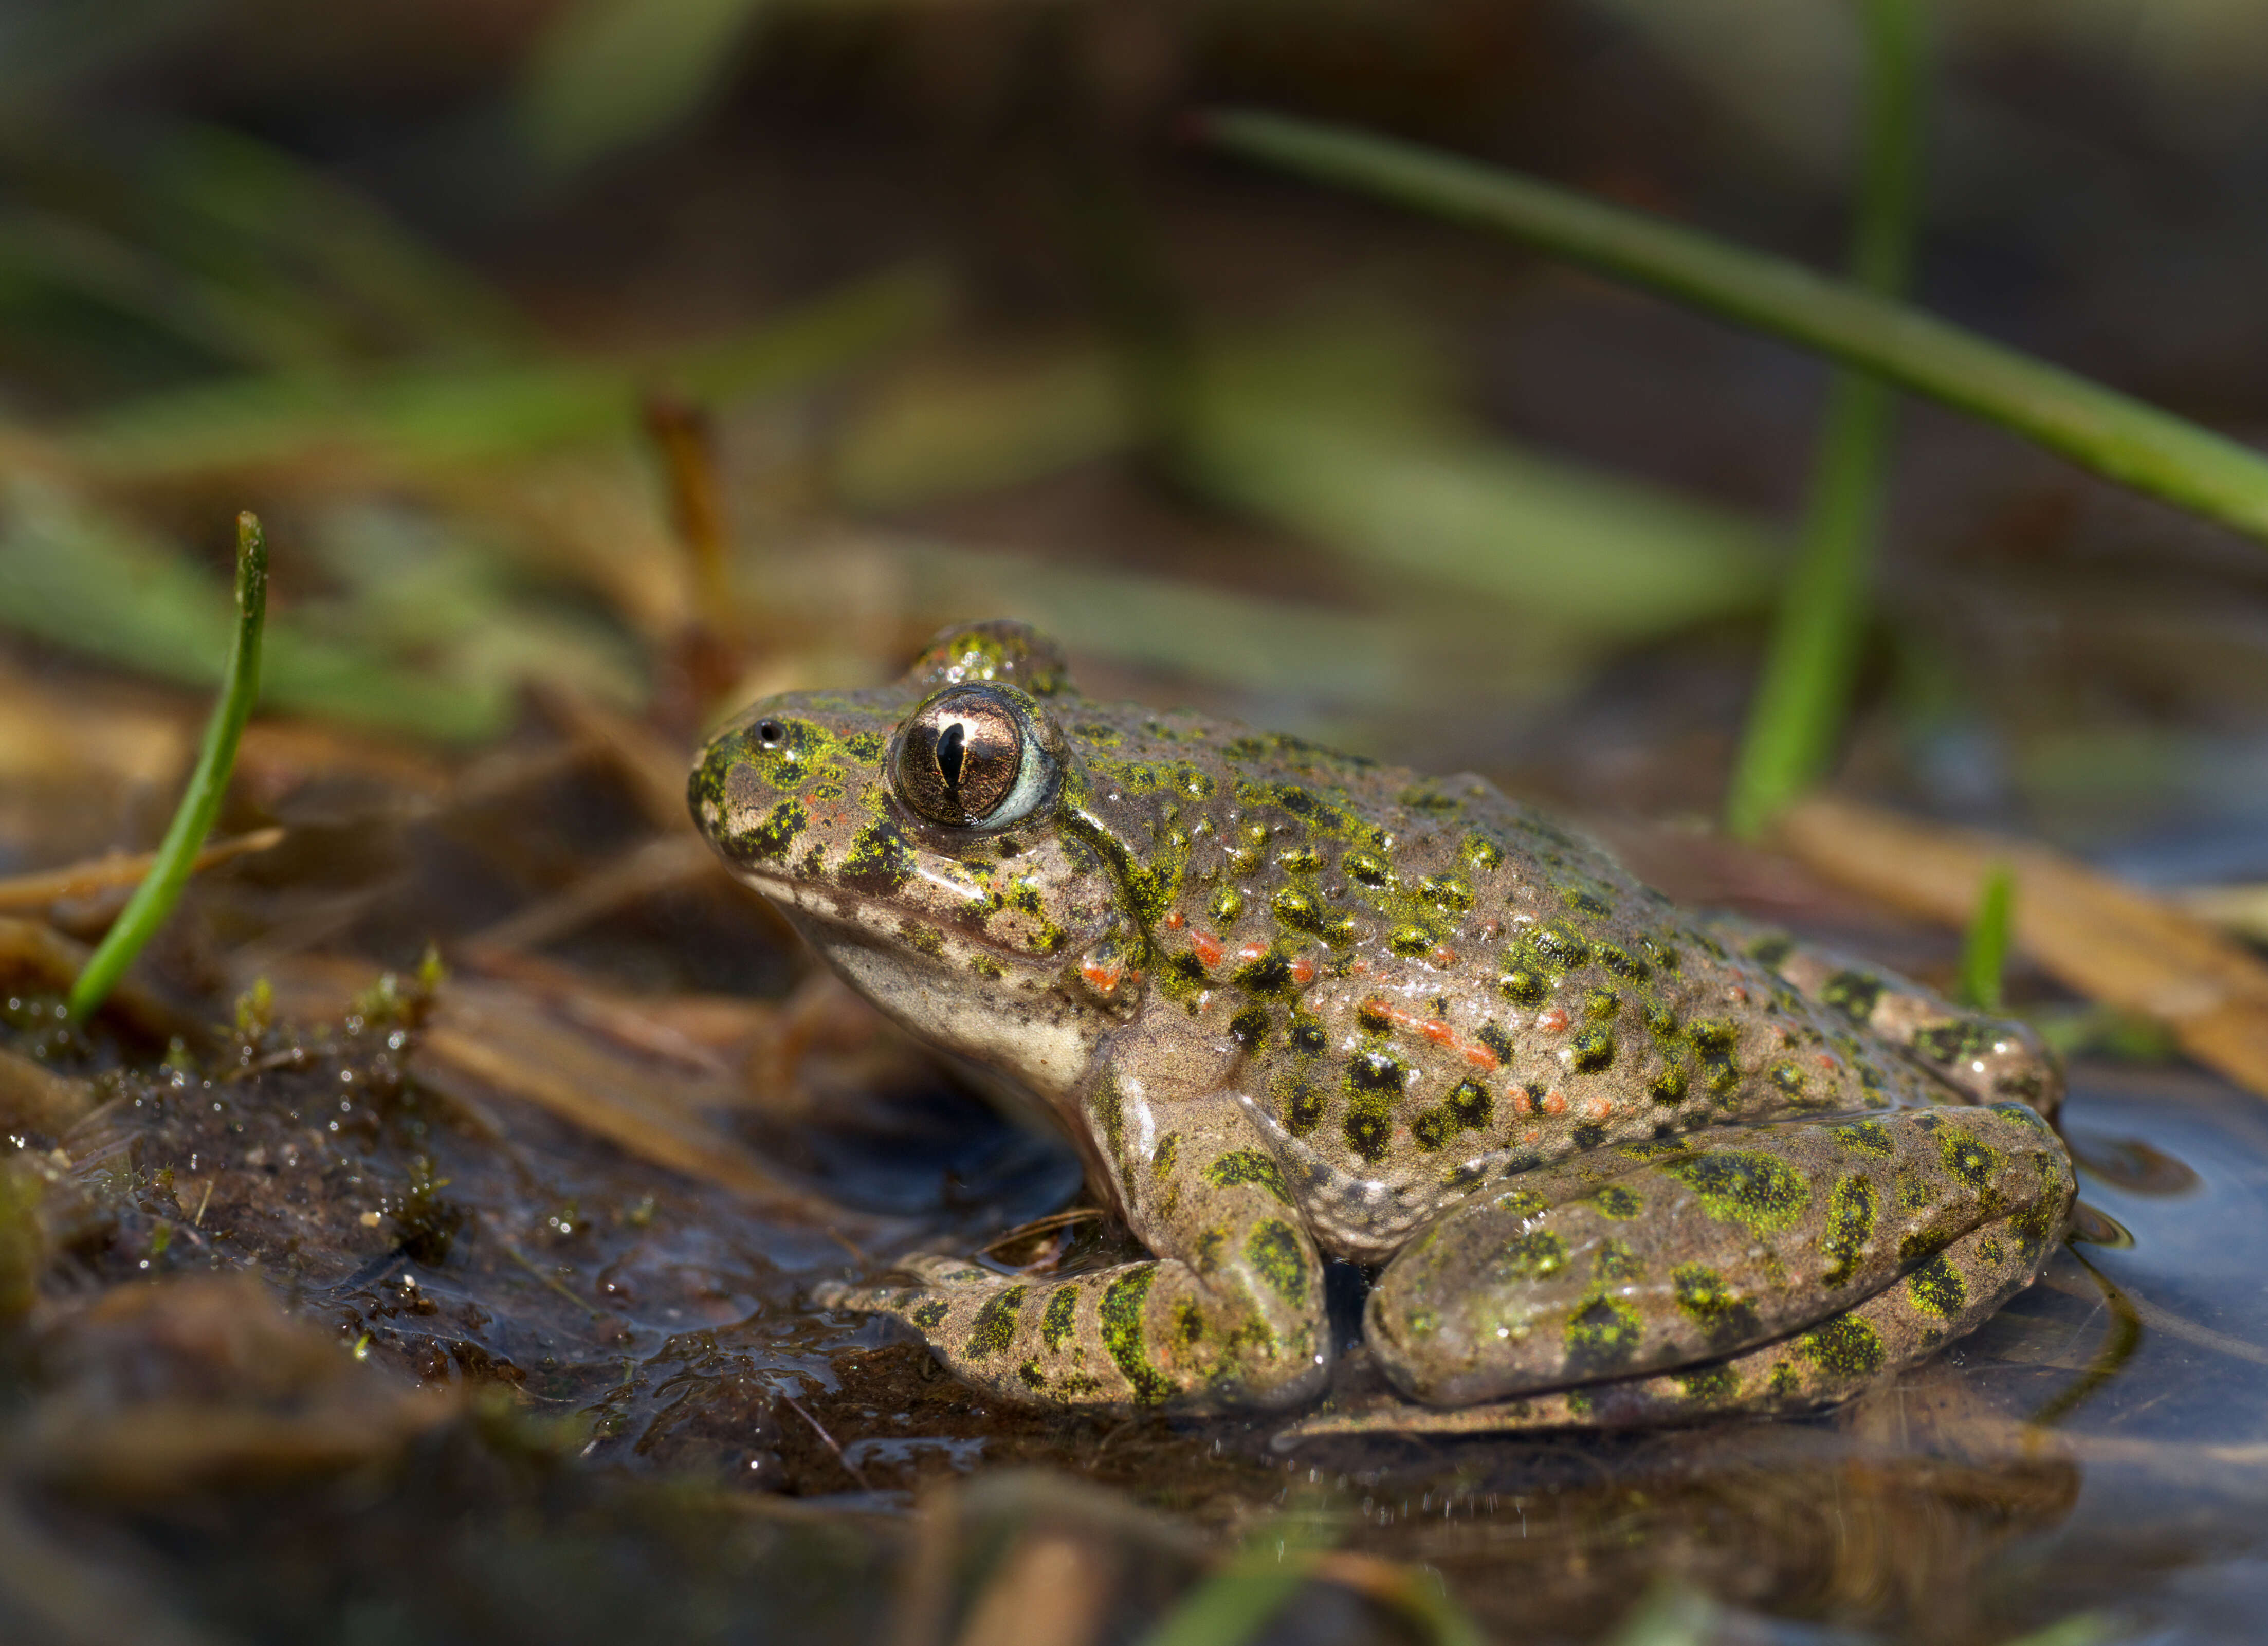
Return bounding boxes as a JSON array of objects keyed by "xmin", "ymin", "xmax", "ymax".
[
  {"xmin": 1282, "ymin": 1206, "xmax": 2047, "ymax": 1442},
  {"xmin": 1695, "ymin": 911, "xmax": 2062, "ymax": 1119},
  {"xmin": 1365, "ymin": 1101, "xmax": 2074, "ymax": 1407}
]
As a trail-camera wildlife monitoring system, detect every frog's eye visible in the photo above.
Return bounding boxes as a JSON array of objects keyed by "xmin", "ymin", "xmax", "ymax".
[{"xmin": 893, "ymin": 686, "xmax": 1052, "ymax": 828}]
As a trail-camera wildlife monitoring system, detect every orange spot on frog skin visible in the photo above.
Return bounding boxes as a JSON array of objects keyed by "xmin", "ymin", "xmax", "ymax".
[
  {"xmin": 1728, "ymin": 986, "xmax": 1749, "ymax": 1004},
  {"xmin": 1478, "ymin": 919, "xmax": 1502, "ymax": 938},
  {"xmin": 1428, "ymin": 945, "xmax": 1458, "ymax": 968},
  {"xmin": 1581, "ymin": 1094, "xmax": 1614, "ymax": 1121},
  {"xmin": 1235, "ymin": 940, "xmax": 1270, "ymax": 964},
  {"xmin": 1537, "ymin": 1007, "xmax": 1570, "ymax": 1033},
  {"xmin": 1815, "ymin": 1052, "xmax": 1839, "ymax": 1070},
  {"xmin": 1541, "ymin": 1089, "xmax": 1568, "ymax": 1115},
  {"xmin": 1288, "ymin": 957, "xmax": 1317, "ymax": 985},
  {"xmin": 1421, "ymin": 1019, "xmax": 1456, "ymax": 1046},
  {"xmin": 1462, "ymin": 1044, "xmax": 1499, "ymax": 1070},
  {"xmin": 1191, "ymin": 930, "xmax": 1224, "ymax": 968},
  {"xmin": 1522, "ymin": 1126, "xmax": 1542, "ymax": 1143},
  {"xmin": 1081, "ymin": 961, "xmax": 1123, "ymax": 993},
  {"xmin": 1164, "ymin": 911, "xmax": 1186, "ymax": 930},
  {"xmin": 1509, "ymin": 1086, "xmax": 1533, "ymax": 1116}
]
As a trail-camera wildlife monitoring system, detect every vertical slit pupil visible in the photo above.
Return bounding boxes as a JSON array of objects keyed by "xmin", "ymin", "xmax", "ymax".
[{"xmin": 937, "ymin": 721, "xmax": 966, "ymax": 802}]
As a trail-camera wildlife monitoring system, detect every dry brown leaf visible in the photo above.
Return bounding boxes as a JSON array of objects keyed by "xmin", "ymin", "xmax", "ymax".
[
  {"xmin": 0, "ymin": 828, "xmax": 285, "ymax": 915},
  {"xmin": 1776, "ymin": 794, "xmax": 2268, "ymax": 1098},
  {"xmin": 410, "ymin": 979, "xmax": 838, "ymax": 1212}
]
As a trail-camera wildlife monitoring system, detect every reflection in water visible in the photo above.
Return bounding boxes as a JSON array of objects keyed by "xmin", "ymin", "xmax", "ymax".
[{"xmin": 2027, "ymin": 1250, "xmax": 2145, "ymax": 1428}]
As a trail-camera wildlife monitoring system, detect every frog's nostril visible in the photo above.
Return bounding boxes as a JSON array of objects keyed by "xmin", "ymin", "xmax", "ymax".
[{"xmin": 755, "ymin": 719, "xmax": 787, "ymax": 748}]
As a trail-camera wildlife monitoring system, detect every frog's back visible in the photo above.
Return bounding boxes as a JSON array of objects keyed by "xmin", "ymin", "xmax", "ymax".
[{"xmin": 1094, "ymin": 725, "xmax": 1959, "ymax": 1261}]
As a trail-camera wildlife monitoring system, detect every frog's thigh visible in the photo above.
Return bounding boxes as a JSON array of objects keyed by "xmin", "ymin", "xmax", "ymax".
[
  {"xmin": 816, "ymin": 1093, "xmax": 1328, "ymax": 1414},
  {"xmin": 1366, "ymin": 1103, "xmax": 2074, "ymax": 1406},
  {"xmin": 1695, "ymin": 911, "xmax": 2062, "ymax": 1119}
]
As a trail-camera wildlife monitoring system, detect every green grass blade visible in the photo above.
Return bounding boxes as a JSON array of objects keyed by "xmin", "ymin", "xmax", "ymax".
[
  {"xmin": 519, "ymin": 0, "xmax": 772, "ymax": 171},
  {"xmin": 1959, "ymin": 863, "xmax": 2015, "ymax": 1012},
  {"xmin": 1725, "ymin": 0, "xmax": 1926, "ymax": 838},
  {"xmin": 68, "ymin": 511, "xmax": 267, "ymax": 1021},
  {"xmin": 1198, "ymin": 108, "xmax": 2268, "ymax": 544}
]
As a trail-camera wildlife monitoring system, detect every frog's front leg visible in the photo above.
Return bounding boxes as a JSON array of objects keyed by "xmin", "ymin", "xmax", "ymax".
[
  {"xmin": 815, "ymin": 1065, "xmax": 1327, "ymax": 1412},
  {"xmin": 1696, "ymin": 912, "xmax": 2062, "ymax": 1117}
]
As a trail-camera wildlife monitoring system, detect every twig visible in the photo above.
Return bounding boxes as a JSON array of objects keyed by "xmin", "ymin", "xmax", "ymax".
[{"xmin": 780, "ymin": 1393, "xmax": 870, "ymax": 1490}]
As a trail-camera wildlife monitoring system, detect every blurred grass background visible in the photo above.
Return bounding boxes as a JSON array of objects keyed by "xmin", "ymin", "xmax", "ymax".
[{"xmin": 9, "ymin": 0, "xmax": 2268, "ymax": 876}]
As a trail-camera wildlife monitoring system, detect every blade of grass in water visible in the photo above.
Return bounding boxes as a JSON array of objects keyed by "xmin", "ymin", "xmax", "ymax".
[
  {"xmin": 1959, "ymin": 862, "xmax": 2015, "ymax": 1011},
  {"xmin": 1134, "ymin": 1512, "xmax": 1340, "ymax": 1646},
  {"xmin": 1725, "ymin": 0, "xmax": 1925, "ymax": 839},
  {"xmin": 69, "ymin": 512, "xmax": 266, "ymax": 1021},
  {"xmin": 1198, "ymin": 108, "xmax": 2268, "ymax": 544}
]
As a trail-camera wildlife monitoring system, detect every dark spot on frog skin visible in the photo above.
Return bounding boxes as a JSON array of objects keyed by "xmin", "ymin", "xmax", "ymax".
[
  {"xmin": 1564, "ymin": 1293, "xmax": 1643, "ymax": 1376},
  {"xmin": 1288, "ymin": 1018, "xmax": 1327, "ymax": 1055},
  {"xmin": 1746, "ymin": 934, "xmax": 1794, "ymax": 967},
  {"xmin": 1672, "ymin": 1263, "xmax": 1761, "ymax": 1349},
  {"xmin": 1477, "ymin": 1022, "xmax": 1514, "ymax": 1064},
  {"xmin": 1343, "ymin": 1104, "xmax": 1393, "ymax": 1162},
  {"xmin": 1499, "ymin": 968, "xmax": 1546, "ymax": 1007},
  {"xmin": 1662, "ymin": 1151, "xmax": 1810, "ymax": 1234},
  {"xmin": 1447, "ymin": 1080, "xmax": 1492, "ymax": 1128},
  {"xmin": 1529, "ymin": 924, "xmax": 1589, "ymax": 971},
  {"xmin": 1766, "ymin": 1062, "xmax": 1808, "ymax": 1099},
  {"xmin": 1905, "ymin": 1253, "xmax": 1968, "ymax": 1318},
  {"xmin": 1229, "ymin": 1006, "xmax": 1270, "ymax": 1049},
  {"xmin": 1800, "ymin": 1313, "xmax": 1886, "ymax": 1378},
  {"xmin": 839, "ymin": 819, "xmax": 917, "ymax": 894},
  {"xmin": 1099, "ymin": 1269, "xmax": 1173, "ymax": 1404},
  {"xmin": 1821, "ymin": 1174, "xmax": 1875, "ymax": 1287},
  {"xmin": 1245, "ymin": 1219, "xmax": 1310, "ymax": 1302},
  {"xmin": 911, "ymin": 1301, "xmax": 948, "ymax": 1330},
  {"xmin": 1041, "ymin": 1287, "xmax": 1080, "ymax": 1351},
  {"xmin": 1342, "ymin": 849, "xmax": 1390, "ymax": 886},
  {"xmin": 1570, "ymin": 1029, "xmax": 1616, "ymax": 1072},
  {"xmin": 1591, "ymin": 1184, "xmax": 1643, "ymax": 1219},
  {"xmin": 1347, "ymin": 1051, "xmax": 1407, "ymax": 1096},
  {"xmin": 1204, "ymin": 1151, "xmax": 1292, "ymax": 1204},
  {"xmin": 1913, "ymin": 1020, "xmax": 1995, "ymax": 1064},
  {"xmin": 1282, "ymin": 1078, "xmax": 1327, "ymax": 1137},
  {"xmin": 1596, "ymin": 943, "xmax": 1647, "ymax": 981},
  {"xmin": 1648, "ymin": 1067, "xmax": 1689, "ymax": 1105},
  {"xmin": 1410, "ymin": 1107, "xmax": 1456, "ymax": 1150},
  {"xmin": 964, "ymin": 1285, "xmax": 1027, "ymax": 1359},
  {"xmin": 1821, "ymin": 970, "xmax": 1885, "ymax": 1023},
  {"xmin": 1565, "ymin": 889, "xmax": 1615, "ymax": 920},
  {"xmin": 735, "ymin": 798, "xmax": 808, "ymax": 863},
  {"xmin": 1571, "ymin": 1123, "xmax": 1608, "ymax": 1148},
  {"xmin": 1939, "ymin": 1130, "xmax": 2003, "ymax": 1190},
  {"xmin": 1232, "ymin": 950, "xmax": 1297, "ymax": 996},
  {"xmin": 1831, "ymin": 1119, "xmax": 1895, "ymax": 1156}
]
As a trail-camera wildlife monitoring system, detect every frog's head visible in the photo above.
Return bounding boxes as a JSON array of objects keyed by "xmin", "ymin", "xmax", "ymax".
[{"xmin": 689, "ymin": 621, "xmax": 1143, "ymax": 1104}]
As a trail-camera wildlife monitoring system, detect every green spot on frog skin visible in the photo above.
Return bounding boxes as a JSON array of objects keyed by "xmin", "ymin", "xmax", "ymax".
[
  {"xmin": 1099, "ymin": 1269, "xmax": 1174, "ymax": 1404},
  {"xmin": 1980, "ymin": 1234, "xmax": 2005, "ymax": 1265},
  {"xmin": 1679, "ymin": 1364, "xmax": 1739, "ymax": 1404},
  {"xmin": 1209, "ymin": 887, "xmax": 1244, "ymax": 924},
  {"xmin": 1746, "ymin": 934, "xmax": 1794, "ymax": 967},
  {"xmin": 1689, "ymin": 1019, "xmax": 1737, "ymax": 1054},
  {"xmin": 1648, "ymin": 1067, "xmax": 1689, "ymax": 1105},
  {"xmin": 1490, "ymin": 1228, "xmax": 1568, "ymax": 1284},
  {"xmin": 1906, "ymin": 1253, "xmax": 1968, "ymax": 1318},
  {"xmin": 1172, "ymin": 1298, "xmax": 1204, "ymax": 1346},
  {"xmin": 1151, "ymin": 1133, "xmax": 1179, "ymax": 1181},
  {"xmin": 1702, "ymin": 1055, "xmax": 1741, "ymax": 1097},
  {"xmin": 1831, "ymin": 1120, "xmax": 1895, "ymax": 1156},
  {"xmin": 1895, "ymin": 1168, "xmax": 1931, "ymax": 1212},
  {"xmin": 1594, "ymin": 1238, "xmax": 1643, "ymax": 1282},
  {"xmin": 1041, "ymin": 1286, "xmax": 1081, "ymax": 1351},
  {"xmin": 1570, "ymin": 1030, "xmax": 1616, "ymax": 1072},
  {"xmin": 1278, "ymin": 1075, "xmax": 1327, "ymax": 1137},
  {"xmin": 1447, "ymin": 1079, "xmax": 1492, "ymax": 1128},
  {"xmin": 1272, "ymin": 888, "xmax": 1327, "ymax": 934},
  {"xmin": 1342, "ymin": 849, "xmax": 1391, "ymax": 886},
  {"xmin": 839, "ymin": 818, "xmax": 918, "ymax": 893},
  {"xmin": 1821, "ymin": 969, "xmax": 1885, "ymax": 1023},
  {"xmin": 1591, "ymin": 1184, "xmax": 1644, "ymax": 1219},
  {"xmin": 1662, "ymin": 1151, "xmax": 1811, "ymax": 1235},
  {"xmin": 1018, "ymin": 1360, "xmax": 1047, "ymax": 1389},
  {"xmin": 1462, "ymin": 836, "xmax": 1505, "ymax": 871},
  {"xmin": 738, "ymin": 798, "xmax": 809, "ymax": 862},
  {"xmin": 1422, "ymin": 874, "xmax": 1474, "ymax": 911},
  {"xmin": 1913, "ymin": 1019, "xmax": 1995, "ymax": 1064},
  {"xmin": 1410, "ymin": 1107, "xmax": 1455, "ymax": 1150},
  {"xmin": 1565, "ymin": 889, "xmax": 1614, "ymax": 920},
  {"xmin": 911, "ymin": 1301, "xmax": 948, "ymax": 1330},
  {"xmin": 1767, "ymin": 1062, "xmax": 1808, "ymax": 1099},
  {"xmin": 1289, "ymin": 1018, "xmax": 1327, "ymax": 1054},
  {"xmin": 1672, "ymin": 1263, "xmax": 1761, "ymax": 1349},
  {"xmin": 1499, "ymin": 968, "xmax": 1546, "ymax": 1007},
  {"xmin": 1799, "ymin": 1314, "xmax": 1886, "ymax": 1378},
  {"xmin": 1529, "ymin": 924, "xmax": 1589, "ymax": 971},
  {"xmin": 964, "ymin": 1286, "xmax": 1027, "ymax": 1359},
  {"xmin": 1596, "ymin": 943, "xmax": 1647, "ymax": 981},
  {"xmin": 1245, "ymin": 1219, "xmax": 1309, "ymax": 1302},
  {"xmin": 1821, "ymin": 1174, "xmax": 1876, "ymax": 1287},
  {"xmin": 1204, "ymin": 1150, "xmax": 1293, "ymax": 1204},
  {"xmin": 1388, "ymin": 925, "xmax": 1433, "ymax": 956},
  {"xmin": 1565, "ymin": 1293, "xmax": 1643, "ymax": 1376},
  {"xmin": 1584, "ymin": 988, "xmax": 1620, "ymax": 1022},
  {"xmin": 1476, "ymin": 1022, "xmax": 1514, "ymax": 1064},
  {"xmin": 1939, "ymin": 1130, "xmax": 2003, "ymax": 1190}
]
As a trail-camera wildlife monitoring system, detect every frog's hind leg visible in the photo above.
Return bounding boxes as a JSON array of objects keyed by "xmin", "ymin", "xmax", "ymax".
[
  {"xmin": 1365, "ymin": 1101, "xmax": 2074, "ymax": 1408},
  {"xmin": 1694, "ymin": 911, "xmax": 2061, "ymax": 1119}
]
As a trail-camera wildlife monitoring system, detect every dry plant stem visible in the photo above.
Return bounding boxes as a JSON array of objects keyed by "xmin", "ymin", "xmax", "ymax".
[
  {"xmin": 1725, "ymin": 0, "xmax": 1925, "ymax": 839},
  {"xmin": 643, "ymin": 392, "xmax": 732, "ymax": 617},
  {"xmin": 0, "ymin": 828, "xmax": 284, "ymax": 915},
  {"xmin": 1199, "ymin": 109, "xmax": 2268, "ymax": 544},
  {"xmin": 1776, "ymin": 794, "xmax": 2268, "ymax": 1098},
  {"xmin": 68, "ymin": 511, "xmax": 267, "ymax": 1020}
]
